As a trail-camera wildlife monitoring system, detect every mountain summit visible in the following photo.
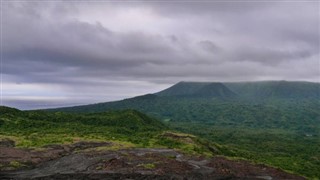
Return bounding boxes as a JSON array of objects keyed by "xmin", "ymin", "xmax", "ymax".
[{"xmin": 156, "ymin": 82, "xmax": 236, "ymax": 98}]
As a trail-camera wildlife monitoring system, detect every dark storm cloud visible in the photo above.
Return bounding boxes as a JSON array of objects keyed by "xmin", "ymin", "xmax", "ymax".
[
  {"xmin": 141, "ymin": 1, "xmax": 273, "ymax": 15},
  {"xmin": 3, "ymin": 20, "xmax": 175, "ymax": 68},
  {"xmin": 1, "ymin": 1, "xmax": 319, "ymax": 109}
]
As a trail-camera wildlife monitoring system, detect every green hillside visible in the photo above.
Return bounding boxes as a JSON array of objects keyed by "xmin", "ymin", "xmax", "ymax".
[
  {"xmin": 0, "ymin": 106, "xmax": 225, "ymax": 158},
  {"xmin": 0, "ymin": 107, "xmax": 165, "ymax": 147},
  {"xmin": 51, "ymin": 81, "xmax": 320, "ymax": 134},
  {"xmin": 49, "ymin": 81, "xmax": 320, "ymax": 136}
]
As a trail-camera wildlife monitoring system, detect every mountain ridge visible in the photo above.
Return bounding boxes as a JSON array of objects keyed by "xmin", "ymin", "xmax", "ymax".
[
  {"xmin": 156, "ymin": 82, "xmax": 237, "ymax": 98},
  {"xmin": 47, "ymin": 80, "xmax": 320, "ymax": 113}
]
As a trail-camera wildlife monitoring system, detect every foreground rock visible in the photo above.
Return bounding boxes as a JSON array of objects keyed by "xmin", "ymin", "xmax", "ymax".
[{"xmin": 0, "ymin": 142, "xmax": 305, "ymax": 180}]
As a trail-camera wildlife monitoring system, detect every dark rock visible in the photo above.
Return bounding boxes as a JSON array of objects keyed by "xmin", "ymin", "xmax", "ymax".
[
  {"xmin": 0, "ymin": 138, "xmax": 15, "ymax": 147},
  {"xmin": 0, "ymin": 143, "xmax": 306, "ymax": 180}
]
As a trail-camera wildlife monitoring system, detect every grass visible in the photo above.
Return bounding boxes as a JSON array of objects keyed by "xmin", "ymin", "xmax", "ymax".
[{"xmin": 138, "ymin": 163, "xmax": 156, "ymax": 169}]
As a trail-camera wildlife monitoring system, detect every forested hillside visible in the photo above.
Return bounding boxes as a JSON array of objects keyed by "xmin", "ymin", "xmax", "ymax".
[{"xmin": 51, "ymin": 81, "xmax": 320, "ymax": 134}]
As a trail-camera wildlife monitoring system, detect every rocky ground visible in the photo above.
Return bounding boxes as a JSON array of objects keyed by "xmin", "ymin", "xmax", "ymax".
[{"xmin": 0, "ymin": 140, "xmax": 305, "ymax": 180}]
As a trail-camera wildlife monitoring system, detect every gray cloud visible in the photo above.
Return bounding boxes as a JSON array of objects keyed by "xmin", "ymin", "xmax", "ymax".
[{"xmin": 1, "ymin": 1, "xmax": 319, "ymax": 109}]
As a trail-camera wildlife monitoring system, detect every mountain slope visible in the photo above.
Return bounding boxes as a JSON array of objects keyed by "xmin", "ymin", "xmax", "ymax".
[
  {"xmin": 0, "ymin": 106, "xmax": 22, "ymax": 115},
  {"xmin": 156, "ymin": 82, "xmax": 210, "ymax": 96}
]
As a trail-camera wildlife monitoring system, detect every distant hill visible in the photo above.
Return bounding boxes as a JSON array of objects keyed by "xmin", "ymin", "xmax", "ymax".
[
  {"xmin": 53, "ymin": 81, "xmax": 320, "ymax": 116},
  {"xmin": 0, "ymin": 106, "xmax": 22, "ymax": 115},
  {"xmin": 49, "ymin": 81, "xmax": 320, "ymax": 132}
]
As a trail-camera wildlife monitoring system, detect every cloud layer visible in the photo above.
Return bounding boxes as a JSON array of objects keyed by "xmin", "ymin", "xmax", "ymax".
[{"xmin": 1, "ymin": 1, "xmax": 319, "ymax": 109}]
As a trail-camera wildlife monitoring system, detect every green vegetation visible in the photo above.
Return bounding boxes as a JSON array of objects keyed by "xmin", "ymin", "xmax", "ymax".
[
  {"xmin": 0, "ymin": 106, "xmax": 216, "ymax": 157},
  {"xmin": 9, "ymin": 161, "xmax": 24, "ymax": 169},
  {"xmin": 152, "ymin": 131, "xmax": 218, "ymax": 157},
  {"xmin": 51, "ymin": 95, "xmax": 320, "ymax": 136},
  {"xmin": 0, "ymin": 160, "xmax": 26, "ymax": 171},
  {"xmin": 169, "ymin": 123, "xmax": 320, "ymax": 179},
  {"xmin": 0, "ymin": 107, "xmax": 167, "ymax": 148},
  {"xmin": 138, "ymin": 163, "xmax": 156, "ymax": 169}
]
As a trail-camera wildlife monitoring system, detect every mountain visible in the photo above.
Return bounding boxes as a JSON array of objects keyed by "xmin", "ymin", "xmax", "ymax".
[
  {"xmin": 49, "ymin": 81, "xmax": 320, "ymax": 129},
  {"xmin": 156, "ymin": 82, "xmax": 236, "ymax": 98},
  {"xmin": 156, "ymin": 82, "xmax": 210, "ymax": 96}
]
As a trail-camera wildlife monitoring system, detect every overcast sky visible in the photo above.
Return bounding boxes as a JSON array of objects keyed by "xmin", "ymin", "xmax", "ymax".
[{"xmin": 1, "ymin": 1, "xmax": 319, "ymax": 109}]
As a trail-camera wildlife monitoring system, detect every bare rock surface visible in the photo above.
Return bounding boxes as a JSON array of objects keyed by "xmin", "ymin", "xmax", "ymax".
[{"xmin": 0, "ymin": 142, "xmax": 305, "ymax": 180}]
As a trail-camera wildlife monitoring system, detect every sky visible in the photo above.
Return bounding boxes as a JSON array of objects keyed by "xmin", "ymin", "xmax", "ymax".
[{"xmin": 1, "ymin": 0, "xmax": 319, "ymax": 109}]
